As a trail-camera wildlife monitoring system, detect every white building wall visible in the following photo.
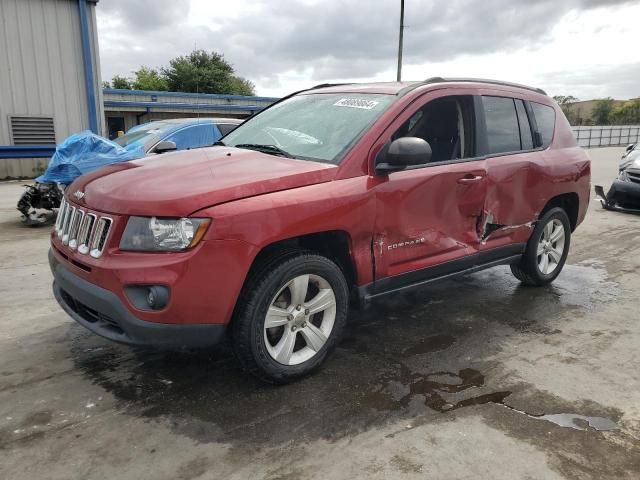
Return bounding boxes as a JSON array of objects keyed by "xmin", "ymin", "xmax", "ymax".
[
  {"xmin": 0, "ymin": 0, "xmax": 103, "ymax": 145},
  {"xmin": 0, "ymin": 0, "xmax": 103, "ymax": 178}
]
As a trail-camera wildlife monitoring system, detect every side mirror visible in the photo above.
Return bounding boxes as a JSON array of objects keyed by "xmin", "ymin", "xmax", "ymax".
[
  {"xmin": 154, "ymin": 140, "xmax": 177, "ymax": 154},
  {"xmin": 626, "ymin": 143, "xmax": 636, "ymax": 153},
  {"xmin": 376, "ymin": 137, "xmax": 432, "ymax": 174}
]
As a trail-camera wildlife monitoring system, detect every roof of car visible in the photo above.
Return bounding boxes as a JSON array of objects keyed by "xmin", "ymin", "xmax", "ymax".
[
  {"xmin": 306, "ymin": 78, "xmax": 547, "ymax": 97},
  {"xmin": 160, "ymin": 117, "xmax": 243, "ymax": 125}
]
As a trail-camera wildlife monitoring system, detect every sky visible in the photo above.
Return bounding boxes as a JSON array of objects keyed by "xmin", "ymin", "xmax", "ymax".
[{"xmin": 96, "ymin": 0, "xmax": 640, "ymax": 100}]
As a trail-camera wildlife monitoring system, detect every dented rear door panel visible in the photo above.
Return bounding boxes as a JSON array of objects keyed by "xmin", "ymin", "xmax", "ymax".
[{"xmin": 479, "ymin": 151, "xmax": 541, "ymax": 248}]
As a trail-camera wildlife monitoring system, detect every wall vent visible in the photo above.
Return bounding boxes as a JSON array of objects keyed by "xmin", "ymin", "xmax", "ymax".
[{"xmin": 9, "ymin": 115, "xmax": 56, "ymax": 144}]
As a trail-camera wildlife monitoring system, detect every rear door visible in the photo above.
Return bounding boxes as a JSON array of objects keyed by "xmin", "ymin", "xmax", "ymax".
[
  {"xmin": 478, "ymin": 93, "xmax": 545, "ymax": 250},
  {"xmin": 371, "ymin": 90, "xmax": 488, "ymax": 286}
]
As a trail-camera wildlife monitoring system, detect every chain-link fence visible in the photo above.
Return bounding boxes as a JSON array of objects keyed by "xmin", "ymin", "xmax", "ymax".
[{"xmin": 571, "ymin": 125, "xmax": 640, "ymax": 148}]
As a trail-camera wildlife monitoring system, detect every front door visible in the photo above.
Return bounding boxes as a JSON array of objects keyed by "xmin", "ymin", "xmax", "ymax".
[{"xmin": 370, "ymin": 92, "xmax": 488, "ymax": 288}]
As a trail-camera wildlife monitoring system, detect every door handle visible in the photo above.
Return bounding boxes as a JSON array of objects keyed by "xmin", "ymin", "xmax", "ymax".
[{"xmin": 457, "ymin": 174, "xmax": 484, "ymax": 184}]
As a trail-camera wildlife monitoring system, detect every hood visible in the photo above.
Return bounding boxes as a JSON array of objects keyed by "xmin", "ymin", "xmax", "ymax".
[
  {"xmin": 620, "ymin": 150, "xmax": 640, "ymax": 172},
  {"xmin": 68, "ymin": 147, "xmax": 337, "ymax": 216}
]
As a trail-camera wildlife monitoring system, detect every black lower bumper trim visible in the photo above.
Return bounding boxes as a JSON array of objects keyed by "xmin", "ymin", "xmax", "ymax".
[
  {"xmin": 49, "ymin": 249, "xmax": 226, "ymax": 349},
  {"xmin": 595, "ymin": 181, "xmax": 640, "ymax": 213}
]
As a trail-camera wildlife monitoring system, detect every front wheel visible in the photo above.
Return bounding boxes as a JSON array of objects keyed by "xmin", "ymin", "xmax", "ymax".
[
  {"xmin": 510, "ymin": 207, "xmax": 571, "ymax": 286},
  {"xmin": 231, "ymin": 251, "xmax": 349, "ymax": 384}
]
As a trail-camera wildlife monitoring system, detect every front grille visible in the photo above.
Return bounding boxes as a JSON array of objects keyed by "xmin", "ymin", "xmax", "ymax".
[
  {"xmin": 61, "ymin": 206, "xmax": 76, "ymax": 244},
  {"xmin": 68, "ymin": 209, "xmax": 85, "ymax": 249},
  {"xmin": 55, "ymin": 197, "xmax": 67, "ymax": 233},
  {"xmin": 54, "ymin": 199, "xmax": 113, "ymax": 259},
  {"xmin": 627, "ymin": 170, "xmax": 640, "ymax": 184},
  {"xmin": 90, "ymin": 217, "xmax": 112, "ymax": 258},
  {"xmin": 57, "ymin": 200, "xmax": 72, "ymax": 239},
  {"xmin": 77, "ymin": 214, "xmax": 96, "ymax": 254}
]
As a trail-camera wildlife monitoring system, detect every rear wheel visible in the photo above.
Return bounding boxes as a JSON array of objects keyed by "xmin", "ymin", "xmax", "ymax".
[
  {"xmin": 231, "ymin": 251, "xmax": 349, "ymax": 383},
  {"xmin": 510, "ymin": 207, "xmax": 571, "ymax": 286}
]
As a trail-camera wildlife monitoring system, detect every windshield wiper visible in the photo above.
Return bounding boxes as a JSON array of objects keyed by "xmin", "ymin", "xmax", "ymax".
[{"xmin": 234, "ymin": 143, "xmax": 293, "ymax": 158}]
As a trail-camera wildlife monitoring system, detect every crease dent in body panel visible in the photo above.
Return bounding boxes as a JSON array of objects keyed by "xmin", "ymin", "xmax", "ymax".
[{"xmin": 477, "ymin": 210, "xmax": 535, "ymax": 244}]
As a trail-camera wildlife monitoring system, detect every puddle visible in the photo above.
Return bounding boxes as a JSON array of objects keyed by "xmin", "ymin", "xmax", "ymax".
[
  {"xmin": 522, "ymin": 412, "xmax": 617, "ymax": 431},
  {"xmin": 379, "ymin": 363, "xmax": 617, "ymax": 436}
]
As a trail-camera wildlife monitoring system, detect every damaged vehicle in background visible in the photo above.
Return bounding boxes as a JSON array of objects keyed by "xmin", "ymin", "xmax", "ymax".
[
  {"xmin": 49, "ymin": 78, "xmax": 590, "ymax": 383},
  {"xmin": 17, "ymin": 118, "xmax": 242, "ymax": 225},
  {"xmin": 595, "ymin": 143, "xmax": 640, "ymax": 213}
]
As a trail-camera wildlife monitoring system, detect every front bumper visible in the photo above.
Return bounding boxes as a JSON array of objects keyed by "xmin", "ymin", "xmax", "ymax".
[
  {"xmin": 595, "ymin": 179, "xmax": 640, "ymax": 214},
  {"xmin": 50, "ymin": 249, "xmax": 226, "ymax": 349}
]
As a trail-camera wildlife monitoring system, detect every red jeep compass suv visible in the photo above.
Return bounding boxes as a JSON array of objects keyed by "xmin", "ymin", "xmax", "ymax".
[{"xmin": 50, "ymin": 78, "xmax": 591, "ymax": 383}]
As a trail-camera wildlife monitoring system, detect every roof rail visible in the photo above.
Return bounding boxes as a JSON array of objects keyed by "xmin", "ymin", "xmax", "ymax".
[
  {"xmin": 400, "ymin": 77, "xmax": 546, "ymax": 96},
  {"xmin": 310, "ymin": 83, "xmax": 353, "ymax": 90}
]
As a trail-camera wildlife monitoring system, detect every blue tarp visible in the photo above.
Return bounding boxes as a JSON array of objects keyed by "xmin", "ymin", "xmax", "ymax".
[{"xmin": 36, "ymin": 131, "xmax": 145, "ymax": 184}]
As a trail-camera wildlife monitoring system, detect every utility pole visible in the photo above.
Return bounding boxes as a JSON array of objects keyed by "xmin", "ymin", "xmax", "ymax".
[{"xmin": 396, "ymin": 0, "xmax": 405, "ymax": 82}]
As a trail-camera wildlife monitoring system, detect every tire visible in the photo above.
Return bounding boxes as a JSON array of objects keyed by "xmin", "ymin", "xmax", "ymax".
[
  {"xmin": 231, "ymin": 250, "xmax": 349, "ymax": 384},
  {"xmin": 510, "ymin": 207, "xmax": 571, "ymax": 286}
]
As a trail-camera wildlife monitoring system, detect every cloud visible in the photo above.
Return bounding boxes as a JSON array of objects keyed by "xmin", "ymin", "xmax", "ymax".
[
  {"xmin": 96, "ymin": 0, "xmax": 640, "ymax": 96},
  {"xmin": 541, "ymin": 62, "xmax": 640, "ymax": 99},
  {"xmin": 98, "ymin": 0, "xmax": 189, "ymax": 32}
]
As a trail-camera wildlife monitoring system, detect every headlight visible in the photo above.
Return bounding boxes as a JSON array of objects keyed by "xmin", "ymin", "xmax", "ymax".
[
  {"xmin": 619, "ymin": 170, "xmax": 630, "ymax": 182},
  {"xmin": 120, "ymin": 216, "xmax": 211, "ymax": 252}
]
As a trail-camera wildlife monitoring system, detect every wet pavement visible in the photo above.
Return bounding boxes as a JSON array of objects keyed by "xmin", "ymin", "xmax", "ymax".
[{"xmin": 1, "ymin": 147, "xmax": 640, "ymax": 479}]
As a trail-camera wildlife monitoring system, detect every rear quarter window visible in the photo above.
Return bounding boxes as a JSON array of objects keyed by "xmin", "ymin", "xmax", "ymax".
[
  {"xmin": 530, "ymin": 102, "xmax": 556, "ymax": 148},
  {"xmin": 217, "ymin": 123, "xmax": 239, "ymax": 136}
]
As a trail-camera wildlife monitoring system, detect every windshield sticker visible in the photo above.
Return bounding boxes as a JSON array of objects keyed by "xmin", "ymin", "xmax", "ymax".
[{"xmin": 333, "ymin": 98, "xmax": 380, "ymax": 110}]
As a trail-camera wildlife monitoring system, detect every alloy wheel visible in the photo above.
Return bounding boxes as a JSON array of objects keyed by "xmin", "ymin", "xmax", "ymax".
[
  {"xmin": 263, "ymin": 274, "xmax": 336, "ymax": 366},
  {"xmin": 537, "ymin": 218, "xmax": 565, "ymax": 275}
]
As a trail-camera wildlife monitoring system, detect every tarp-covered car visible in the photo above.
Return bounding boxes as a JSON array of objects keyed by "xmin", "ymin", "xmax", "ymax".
[
  {"xmin": 17, "ymin": 118, "xmax": 242, "ymax": 224},
  {"xmin": 595, "ymin": 143, "xmax": 640, "ymax": 213}
]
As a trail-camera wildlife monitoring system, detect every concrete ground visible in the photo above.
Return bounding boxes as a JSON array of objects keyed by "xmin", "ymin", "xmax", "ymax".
[{"xmin": 1, "ymin": 147, "xmax": 639, "ymax": 479}]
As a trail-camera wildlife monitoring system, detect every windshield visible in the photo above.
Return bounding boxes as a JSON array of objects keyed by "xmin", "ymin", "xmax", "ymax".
[
  {"xmin": 223, "ymin": 93, "xmax": 395, "ymax": 163},
  {"xmin": 113, "ymin": 121, "xmax": 172, "ymax": 148}
]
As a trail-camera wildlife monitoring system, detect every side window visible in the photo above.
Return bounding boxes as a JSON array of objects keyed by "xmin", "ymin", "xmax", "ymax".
[
  {"xmin": 482, "ymin": 96, "xmax": 521, "ymax": 154},
  {"xmin": 515, "ymin": 99, "xmax": 534, "ymax": 150},
  {"xmin": 217, "ymin": 123, "xmax": 238, "ymax": 136},
  {"xmin": 164, "ymin": 124, "xmax": 215, "ymax": 150},
  {"xmin": 391, "ymin": 95, "xmax": 475, "ymax": 163},
  {"xmin": 530, "ymin": 102, "xmax": 556, "ymax": 148}
]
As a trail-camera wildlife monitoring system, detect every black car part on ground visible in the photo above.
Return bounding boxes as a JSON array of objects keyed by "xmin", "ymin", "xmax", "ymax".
[
  {"xmin": 594, "ymin": 145, "xmax": 640, "ymax": 214},
  {"xmin": 17, "ymin": 182, "xmax": 63, "ymax": 226},
  {"xmin": 595, "ymin": 181, "xmax": 640, "ymax": 214}
]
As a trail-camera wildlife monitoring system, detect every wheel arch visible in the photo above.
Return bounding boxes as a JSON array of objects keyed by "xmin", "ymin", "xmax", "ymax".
[
  {"xmin": 248, "ymin": 230, "xmax": 357, "ymax": 286},
  {"xmin": 540, "ymin": 192, "xmax": 580, "ymax": 231}
]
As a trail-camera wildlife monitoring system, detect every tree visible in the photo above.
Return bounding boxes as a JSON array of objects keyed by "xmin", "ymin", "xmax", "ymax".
[
  {"xmin": 102, "ymin": 80, "xmax": 111, "ymax": 89},
  {"xmin": 132, "ymin": 66, "xmax": 168, "ymax": 91},
  {"xmin": 609, "ymin": 99, "xmax": 640, "ymax": 125},
  {"xmin": 226, "ymin": 76, "xmax": 256, "ymax": 96},
  {"xmin": 553, "ymin": 95, "xmax": 578, "ymax": 106},
  {"xmin": 111, "ymin": 75, "xmax": 132, "ymax": 90},
  {"xmin": 591, "ymin": 98, "xmax": 614, "ymax": 125},
  {"xmin": 553, "ymin": 95, "xmax": 580, "ymax": 125},
  {"xmin": 161, "ymin": 50, "xmax": 255, "ymax": 95}
]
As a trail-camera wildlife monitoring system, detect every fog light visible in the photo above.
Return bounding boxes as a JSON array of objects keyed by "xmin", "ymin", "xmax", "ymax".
[
  {"xmin": 146, "ymin": 286, "xmax": 169, "ymax": 310},
  {"xmin": 147, "ymin": 289, "xmax": 156, "ymax": 308},
  {"xmin": 124, "ymin": 285, "xmax": 170, "ymax": 311}
]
